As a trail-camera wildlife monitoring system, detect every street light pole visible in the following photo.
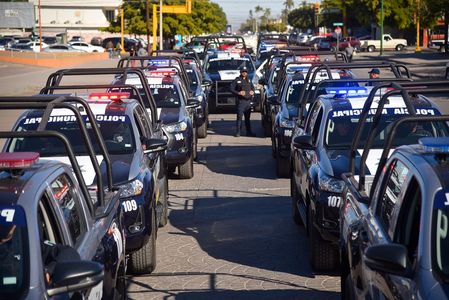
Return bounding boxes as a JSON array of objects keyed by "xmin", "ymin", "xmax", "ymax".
[
  {"xmin": 38, "ymin": 0, "xmax": 42, "ymax": 52},
  {"xmin": 380, "ymin": 0, "xmax": 384, "ymax": 56},
  {"xmin": 415, "ymin": 0, "xmax": 421, "ymax": 52},
  {"xmin": 159, "ymin": 0, "xmax": 163, "ymax": 50}
]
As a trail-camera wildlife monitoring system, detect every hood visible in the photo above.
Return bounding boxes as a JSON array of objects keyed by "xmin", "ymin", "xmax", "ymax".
[
  {"xmin": 158, "ymin": 107, "xmax": 181, "ymax": 124},
  {"xmin": 218, "ymin": 70, "xmax": 240, "ymax": 80},
  {"xmin": 319, "ymin": 148, "xmax": 385, "ymax": 178},
  {"xmin": 281, "ymin": 103, "xmax": 299, "ymax": 120},
  {"xmin": 41, "ymin": 154, "xmax": 134, "ymax": 186}
]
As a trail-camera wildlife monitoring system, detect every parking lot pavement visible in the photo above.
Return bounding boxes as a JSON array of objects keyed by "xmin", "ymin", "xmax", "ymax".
[{"xmin": 127, "ymin": 113, "xmax": 340, "ymax": 300}]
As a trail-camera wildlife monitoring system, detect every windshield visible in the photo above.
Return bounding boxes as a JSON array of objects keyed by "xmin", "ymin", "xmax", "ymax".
[
  {"xmin": 0, "ymin": 205, "xmax": 29, "ymax": 298},
  {"xmin": 149, "ymin": 83, "xmax": 182, "ymax": 108},
  {"xmin": 10, "ymin": 113, "xmax": 135, "ymax": 156},
  {"xmin": 206, "ymin": 58, "xmax": 254, "ymax": 73},
  {"xmin": 285, "ymin": 79, "xmax": 305, "ymax": 104},
  {"xmin": 325, "ymin": 108, "xmax": 449, "ymax": 149}
]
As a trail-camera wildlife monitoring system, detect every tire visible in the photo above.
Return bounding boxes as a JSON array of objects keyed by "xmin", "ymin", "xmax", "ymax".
[
  {"xmin": 129, "ymin": 208, "xmax": 157, "ymax": 274},
  {"xmin": 291, "ymin": 177, "xmax": 303, "ymax": 226},
  {"xmin": 276, "ymin": 155, "xmax": 290, "ymax": 178},
  {"xmin": 367, "ymin": 45, "xmax": 375, "ymax": 52},
  {"xmin": 308, "ymin": 208, "xmax": 338, "ymax": 271},
  {"xmin": 198, "ymin": 120, "xmax": 208, "ymax": 138},
  {"xmin": 330, "ymin": 46, "xmax": 337, "ymax": 52},
  {"xmin": 159, "ymin": 176, "xmax": 169, "ymax": 227},
  {"xmin": 395, "ymin": 44, "xmax": 404, "ymax": 51},
  {"xmin": 344, "ymin": 274, "xmax": 356, "ymax": 300},
  {"xmin": 178, "ymin": 154, "xmax": 194, "ymax": 179},
  {"xmin": 193, "ymin": 128, "xmax": 198, "ymax": 160},
  {"xmin": 271, "ymin": 136, "xmax": 277, "ymax": 158}
]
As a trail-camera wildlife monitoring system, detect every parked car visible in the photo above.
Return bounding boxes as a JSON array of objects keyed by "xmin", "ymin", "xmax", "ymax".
[
  {"xmin": 360, "ymin": 34, "xmax": 408, "ymax": 52},
  {"xmin": 27, "ymin": 41, "xmax": 48, "ymax": 52},
  {"xmin": 90, "ymin": 36, "xmax": 103, "ymax": 46},
  {"xmin": 42, "ymin": 36, "xmax": 58, "ymax": 45},
  {"xmin": 102, "ymin": 37, "xmax": 138, "ymax": 52},
  {"xmin": 43, "ymin": 44, "xmax": 85, "ymax": 53},
  {"xmin": 69, "ymin": 41, "xmax": 105, "ymax": 53},
  {"xmin": 9, "ymin": 44, "xmax": 32, "ymax": 52}
]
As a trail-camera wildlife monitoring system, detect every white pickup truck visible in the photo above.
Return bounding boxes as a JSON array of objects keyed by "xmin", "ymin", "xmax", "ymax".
[{"xmin": 360, "ymin": 34, "xmax": 408, "ymax": 52}]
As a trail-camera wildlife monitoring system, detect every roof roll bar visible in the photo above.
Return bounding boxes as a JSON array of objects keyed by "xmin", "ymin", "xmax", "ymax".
[
  {"xmin": 0, "ymin": 96, "xmax": 116, "ymax": 214},
  {"xmin": 39, "ymin": 84, "xmax": 145, "ymax": 109},
  {"xmin": 44, "ymin": 68, "xmax": 157, "ymax": 123},
  {"xmin": 0, "ymin": 130, "xmax": 94, "ymax": 214},
  {"xmin": 347, "ymin": 81, "xmax": 449, "ymax": 191}
]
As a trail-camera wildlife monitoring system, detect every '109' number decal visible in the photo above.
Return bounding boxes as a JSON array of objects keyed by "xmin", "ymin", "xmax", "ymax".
[
  {"xmin": 327, "ymin": 196, "xmax": 341, "ymax": 207},
  {"xmin": 122, "ymin": 200, "xmax": 138, "ymax": 212}
]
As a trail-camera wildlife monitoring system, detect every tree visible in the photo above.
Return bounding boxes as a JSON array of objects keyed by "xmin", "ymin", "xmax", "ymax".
[
  {"xmin": 288, "ymin": 6, "xmax": 315, "ymax": 30},
  {"xmin": 102, "ymin": 0, "xmax": 227, "ymax": 37},
  {"xmin": 281, "ymin": 0, "xmax": 295, "ymax": 24},
  {"xmin": 422, "ymin": 0, "xmax": 449, "ymax": 51}
]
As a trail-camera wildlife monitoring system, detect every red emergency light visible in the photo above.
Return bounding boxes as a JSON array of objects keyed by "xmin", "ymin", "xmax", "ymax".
[
  {"xmin": 0, "ymin": 152, "xmax": 39, "ymax": 169},
  {"xmin": 300, "ymin": 55, "xmax": 319, "ymax": 61},
  {"xmin": 148, "ymin": 71, "xmax": 177, "ymax": 77},
  {"xmin": 89, "ymin": 92, "xmax": 130, "ymax": 101}
]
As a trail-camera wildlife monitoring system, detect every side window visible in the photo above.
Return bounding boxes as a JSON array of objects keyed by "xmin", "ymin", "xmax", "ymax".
[
  {"xmin": 305, "ymin": 102, "xmax": 320, "ymax": 134},
  {"xmin": 376, "ymin": 160, "xmax": 410, "ymax": 239},
  {"xmin": 49, "ymin": 174, "xmax": 86, "ymax": 245},
  {"xmin": 393, "ymin": 177, "xmax": 421, "ymax": 264},
  {"xmin": 133, "ymin": 109, "xmax": 148, "ymax": 140},
  {"xmin": 135, "ymin": 106, "xmax": 152, "ymax": 136}
]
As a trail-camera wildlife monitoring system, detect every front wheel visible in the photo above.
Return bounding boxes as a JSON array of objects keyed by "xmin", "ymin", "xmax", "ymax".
[
  {"xmin": 178, "ymin": 154, "xmax": 194, "ymax": 179},
  {"xmin": 367, "ymin": 45, "xmax": 375, "ymax": 52},
  {"xmin": 198, "ymin": 120, "xmax": 208, "ymax": 138},
  {"xmin": 395, "ymin": 44, "xmax": 405, "ymax": 51},
  {"xmin": 291, "ymin": 177, "xmax": 303, "ymax": 226},
  {"xmin": 129, "ymin": 208, "xmax": 157, "ymax": 274},
  {"xmin": 308, "ymin": 208, "xmax": 338, "ymax": 271}
]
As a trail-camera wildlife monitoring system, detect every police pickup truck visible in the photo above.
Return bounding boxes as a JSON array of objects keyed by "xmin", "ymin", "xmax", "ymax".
[
  {"xmin": 6, "ymin": 89, "xmax": 168, "ymax": 275},
  {"xmin": 291, "ymin": 82, "xmax": 446, "ymax": 271},
  {"xmin": 340, "ymin": 84, "xmax": 449, "ymax": 299},
  {"xmin": 0, "ymin": 96, "xmax": 126, "ymax": 299}
]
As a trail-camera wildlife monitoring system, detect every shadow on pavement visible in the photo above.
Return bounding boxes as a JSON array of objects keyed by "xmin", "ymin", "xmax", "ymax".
[
  {"xmin": 168, "ymin": 194, "xmax": 318, "ymax": 278},
  {"xmin": 209, "ymin": 118, "xmax": 265, "ymax": 138},
  {"xmin": 127, "ymin": 275, "xmax": 339, "ymax": 300}
]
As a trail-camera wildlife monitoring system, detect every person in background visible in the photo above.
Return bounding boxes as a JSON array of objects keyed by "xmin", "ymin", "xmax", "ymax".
[
  {"xmin": 368, "ymin": 68, "xmax": 380, "ymax": 79},
  {"xmin": 129, "ymin": 46, "xmax": 136, "ymax": 67},
  {"xmin": 345, "ymin": 43, "xmax": 354, "ymax": 62},
  {"xmin": 230, "ymin": 66, "xmax": 256, "ymax": 137},
  {"xmin": 137, "ymin": 43, "xmax": 148, "ymax": 67},
  {"xmin": 115, "ymin": 42, "xmax": 122, "ymax": 59},
  {"xmin": 106, "ymin": 40, "xmax": 114, "ymax": 59}
]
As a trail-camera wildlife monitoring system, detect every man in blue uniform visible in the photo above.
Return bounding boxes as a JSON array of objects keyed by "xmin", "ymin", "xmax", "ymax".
[{"xmin": 230, "ymin": 66, "xmax": 256, "ymax": 137}]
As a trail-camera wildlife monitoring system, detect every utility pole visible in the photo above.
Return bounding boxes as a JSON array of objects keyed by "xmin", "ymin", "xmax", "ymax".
[
  {"xmin": 121, "ymin": 8, "xmax": 125, "ymax": 53},
  {"xmin": 159, "ymin": 0, "xmax": 163, "ymax": 50},
  {"xmin": 38, "ymin": 0, "xmax": 42, "ymax": 52},
  {"xmin": 380, "ymin": 0, "xmax": 384, "ymax": 56},
  {"xmin": 415, "ymin": 0, "xmax": 421, "ymax": 52},
  {"xmin": 146, "ymin": 0, "xmax": 150, "ymax": 52}
]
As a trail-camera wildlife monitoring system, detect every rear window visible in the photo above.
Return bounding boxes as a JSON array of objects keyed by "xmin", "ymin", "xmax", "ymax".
[
  {"xmin": 285, "ymin": 79, "xmax": 305, "ymax": 104},
  {"xmin": 206, "ymin": 58, "xmax": 254, "ymax": 73},
  {"xmin": 149, "ymin": 83, "xmax": 182, "ymax": 108},
  {"xmin": 0, "ymin": 205, "xmax": 29, "ymax": 299},
  {"xmin": 10, "ymin": 113, "xmax": 135, "ymax": 156}
]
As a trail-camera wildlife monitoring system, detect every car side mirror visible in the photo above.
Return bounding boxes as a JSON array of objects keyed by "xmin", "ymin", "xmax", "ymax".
[
  {"xmin": 293, "ymin": 135, "xmax": 315, "ymax": 150},
  {"xmin": 47, "ymin": 261, "xmax": 103, "ymax": 297},
  {"xmin": 186, "ymin": 98, "xmax": 200, "ymax": 109},
  {"xmin": 364, "ymin": 244, "xmax": 412, "ymax": 278},
  {"xmin": 143, "ymin": 138, "xmax": 167, "ymax": 154},
  {"xmin": 201, "ymin": 79, "xmax": 212, "ymax": 87}
]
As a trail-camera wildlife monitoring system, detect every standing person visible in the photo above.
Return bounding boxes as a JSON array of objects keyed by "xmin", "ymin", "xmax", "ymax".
[
  {"xmin": 345, "ymin": 43, "xmax": 354, "ymax": 62},
  {"xmin": 106, "ymin": 40, "xmax": 114, "ymax": 59},
  {"xmin": 366, "ymin": 68, "xmax": 381, "ymax": 86},
  {"xmin": 137, "ymin": 43, "xmax": 148, "ymax": 67},
  {"xmin": 129, "ymin": 46, "xmax": 136, "ymax": 67},
  {"xmin": 230, "ymin": 66, "xmax": 256, "ymax": 137},
  {"xmin": 115, "ymin": 42, "xmax": 122, "ymax": 59}
]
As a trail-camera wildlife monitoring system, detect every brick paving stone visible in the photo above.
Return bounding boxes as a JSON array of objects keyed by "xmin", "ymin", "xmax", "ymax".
[{"xmin": 127, "ymin": 114, "xmax": 341, "ymax": 299}]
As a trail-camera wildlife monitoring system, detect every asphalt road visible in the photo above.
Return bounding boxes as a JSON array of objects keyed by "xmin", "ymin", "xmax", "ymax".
[{"xmin": 0, "ymin": 51, "xmax": 448, "ymax": 299}]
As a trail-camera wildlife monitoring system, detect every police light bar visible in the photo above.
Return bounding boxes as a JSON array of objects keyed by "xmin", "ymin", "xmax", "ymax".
[
  {"xmin": 325, "ymin": 87, "xmax": 368, "ymax": 95},
  {"xmin": 0, "ymin": 152, "xmax": 39, "ymax": 169},
  {"xmin": 419, "ymin": 137, "xmax": 449, "ymax": 153},
  {"xmin": 299, "ymin": 55, "xmax": 319, "ymax": 61},
  {"xmin": 148, "ymin": 71, "xmax": 177, "ymax": 77},
  {"xmin": 89, "ymin": 92, "xmax": 130, "ymax": 101}
]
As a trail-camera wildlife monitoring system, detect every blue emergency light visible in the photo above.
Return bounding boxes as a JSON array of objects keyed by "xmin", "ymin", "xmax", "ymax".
[
  {"xmin": 419, "ymin": 137, "xmax": 449, "ymax": 153},
  {"xmin": 325, "ymin": 87, "xmax": 368, "ymax": 96}
]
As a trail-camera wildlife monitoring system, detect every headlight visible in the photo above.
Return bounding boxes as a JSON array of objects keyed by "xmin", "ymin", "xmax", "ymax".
[
  {"xmin": 119, "ymin": 179, "xmax": 144, "ymax": 198},
  {"xmin": 318, "ymin": 172, "xmax": 344, "ymax": 193},
  {"xmin": 163, "ymin": 121, "xmax": 188, "ymax": 133},
  {"xmin": 280, "ymin": 117, "xmax": 295, "ymax": 128}
]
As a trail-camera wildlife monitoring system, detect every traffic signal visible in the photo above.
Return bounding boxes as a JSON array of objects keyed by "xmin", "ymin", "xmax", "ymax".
[{"xmin": 315, "ymin": 3, "xmax": 320, "ymax": 14}]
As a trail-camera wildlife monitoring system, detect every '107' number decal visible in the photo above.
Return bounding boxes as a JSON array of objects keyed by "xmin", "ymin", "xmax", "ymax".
[
  {"xmin": 327, "ymin": 196, "xmax": 341, "ymax": 207},
  {"xmin": 122, "ymin": 200, "xmax": 138, "ymax": 212}
]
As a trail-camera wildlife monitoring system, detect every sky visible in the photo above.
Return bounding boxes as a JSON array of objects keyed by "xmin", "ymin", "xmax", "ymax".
[{"xmin": 212, "ymin": 0, "xmax": 284, "ymax": 31}]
